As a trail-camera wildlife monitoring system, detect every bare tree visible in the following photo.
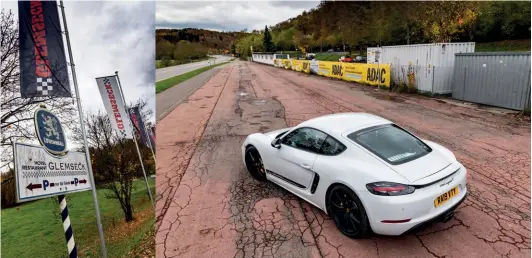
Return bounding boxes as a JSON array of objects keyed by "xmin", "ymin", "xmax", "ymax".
[
  {"xmin": 75, "ymin": 99, "xmax": 154, "ymax": 222},
  {"xmin": 1, "ymin": 9, "xmax": 77, "ymax": 169}
]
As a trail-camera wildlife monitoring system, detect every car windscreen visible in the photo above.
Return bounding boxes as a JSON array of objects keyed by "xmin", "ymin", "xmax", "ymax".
[{"xmin": 347, "ymin": 124, "xmax": 432, "ymax": 165}]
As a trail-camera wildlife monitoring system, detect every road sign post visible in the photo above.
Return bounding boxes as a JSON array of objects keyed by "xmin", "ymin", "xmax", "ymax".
[
  {"xmin": 58, "ymin": 195, "xmax": 77, "ymax": 258},
  {"xmin": 375, "ymin": 48, "xmax": 381, "ymax": 91}
]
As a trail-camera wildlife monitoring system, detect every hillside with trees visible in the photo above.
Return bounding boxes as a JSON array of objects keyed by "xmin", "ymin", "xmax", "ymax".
[
  {"xmin": 236, "ymin": 1, "xmax": 531, "ymax": 57},
  {"xmin": 156, "ymin": 28, "xmax": 249, "ymax": 67}
]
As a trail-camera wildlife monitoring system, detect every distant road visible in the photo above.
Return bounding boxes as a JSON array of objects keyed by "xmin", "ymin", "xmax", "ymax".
[{"xmin": 155, "ymin": 55, "xmax": 233, "ymax": 82}]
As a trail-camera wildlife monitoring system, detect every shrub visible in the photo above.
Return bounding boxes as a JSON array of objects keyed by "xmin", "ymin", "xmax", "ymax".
[
  {"xmin": 1, "ymin": 170, "xmax": 17, "ymax": 209},
  {"xmin": 160, "ymin": 56, "xmax": 171, "ymax": 67}
]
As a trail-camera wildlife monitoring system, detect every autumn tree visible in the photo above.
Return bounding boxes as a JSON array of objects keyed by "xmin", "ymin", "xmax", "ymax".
[
  {"xmin": 236, "ymin": 1, "xmax": 530, "ymax": 53},
  {"xmin": 418, "ymin": 1, "xmax": 481, "ymax": 43},
  {"xmin": 77, "ymin": 100, "xmax": 154, "ymax": 222}
]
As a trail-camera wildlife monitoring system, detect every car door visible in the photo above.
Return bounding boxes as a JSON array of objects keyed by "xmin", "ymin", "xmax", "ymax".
[{"xmin": 268, "ymin": 127, "xmax": 327, "ymax": 189}]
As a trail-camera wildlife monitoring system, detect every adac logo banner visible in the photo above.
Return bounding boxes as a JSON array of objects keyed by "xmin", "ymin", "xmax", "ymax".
[
  {"xmin": 362, "ymin": 64, "xmax": 390, "ymax": 87},
  {"xmin": 318, "ymin": 61, "xmax": 344, "ymax": 79},
  {"xmin": 342, "ymin": 63, "xmax": 364, "ymax": 82},
  {"xmin": 291, "ymin": 60, "xmax": 311, "ymax": 74},
  {"xmin": 316, "ymin": 62, "xmax": 391, "ymax": 87},
  {"xmin": 34, "ymin": 108, "xmax": 67, "ymax": 155},
  {"xmin": 18, "ymin": 1, "xmax": 71, "ymax": 98}
]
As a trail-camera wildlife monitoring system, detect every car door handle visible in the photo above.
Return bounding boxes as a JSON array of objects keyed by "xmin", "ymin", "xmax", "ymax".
[{"xmin": 300, "ymin": 163, "xmax": 311, "ymax": 169}]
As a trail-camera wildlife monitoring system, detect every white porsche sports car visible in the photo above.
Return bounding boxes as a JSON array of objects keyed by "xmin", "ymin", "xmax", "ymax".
[{"xmin": 242, "ymin": 113, "xmax": 467, "ymax": 238}]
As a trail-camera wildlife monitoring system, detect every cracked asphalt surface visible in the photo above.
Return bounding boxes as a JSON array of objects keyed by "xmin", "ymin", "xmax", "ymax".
[{"xmin": 156, "ymin": 61, "xmax": 530, "ymax": 258}]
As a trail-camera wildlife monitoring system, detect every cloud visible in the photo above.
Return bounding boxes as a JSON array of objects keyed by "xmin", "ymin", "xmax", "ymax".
[
  {"xmin": 156, "ymin": 1, "xmax": 320, "ymax": 31},
  {"xmin": 3, "ymin": 1, "xmax": 156, "ymax": 124}
]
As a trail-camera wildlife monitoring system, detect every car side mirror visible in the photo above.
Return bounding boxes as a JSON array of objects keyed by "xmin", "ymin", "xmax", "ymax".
[{"xmin": 271, "ymin": 138, "xmax": 281, "ymax": 149}]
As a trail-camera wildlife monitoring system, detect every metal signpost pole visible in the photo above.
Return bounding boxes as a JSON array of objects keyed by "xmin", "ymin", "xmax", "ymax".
[
  {"xmin": 114, "ymin": 71, "xmax": 155, "ymax": 210},
  {"xmin": 376, "ymin": 47, "xmax": 381, "ymax": 91},
  {"xmin": 59, "ymin": 2, "xmax": 108, "ymax": 257}
]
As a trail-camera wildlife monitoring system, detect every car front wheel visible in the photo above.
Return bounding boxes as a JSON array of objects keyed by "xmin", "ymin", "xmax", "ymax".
[
  {"xmin": 327, "ymin": 184, "xmax": 371, "ymax": 238},
  {"xmin": 244, "ymin": 146, "xmax": 267, "ymax": 181}
]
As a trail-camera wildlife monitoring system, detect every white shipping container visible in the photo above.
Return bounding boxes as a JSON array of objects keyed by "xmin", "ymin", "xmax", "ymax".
[{"xmin": 379, "ymin": 42, "xmax": 475, "ymax": 93}]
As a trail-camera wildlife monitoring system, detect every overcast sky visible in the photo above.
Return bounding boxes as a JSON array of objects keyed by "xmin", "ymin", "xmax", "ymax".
[
  {"xmin": 156, "ymin": 1, "xmax": 320, "ymax": 31},
  {"xmin": 3, "ymin": 1, "xmax": 156, "ymax": 124}
]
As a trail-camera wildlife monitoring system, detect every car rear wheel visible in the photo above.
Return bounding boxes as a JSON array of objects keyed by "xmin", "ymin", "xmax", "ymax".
[
  {"xmin": 327, "ymin": 184, "xmax": 371, "ymax": 238},
  {"xmin": 244, "ymin": 146, "xmax": 267, "ymax": 181}
]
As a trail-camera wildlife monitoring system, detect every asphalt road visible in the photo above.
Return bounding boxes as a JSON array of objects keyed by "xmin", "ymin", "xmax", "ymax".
[
  {"xmin": 155, "ymin": 65, "xmax": 225, "ymax": 121},
  {"xmin": 156, "ymin": 61, "xmax": 530, "ymax": 258},
  {"xmin": 155, "ymin": 55, "xmax": 233, "ymax": 82}
]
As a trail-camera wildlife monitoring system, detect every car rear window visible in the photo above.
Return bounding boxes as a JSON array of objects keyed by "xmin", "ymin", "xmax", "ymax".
[
  {"xmin": 319, "ymin": 136, "xmax": 346, "ymax": 155},
  {"xmin": 347, "ymin": 124, "xmax": 432, "ymax": 165}
]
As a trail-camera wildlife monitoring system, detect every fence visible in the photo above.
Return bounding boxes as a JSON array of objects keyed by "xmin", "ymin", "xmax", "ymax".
[{"xmin": 452, "ymin": 52, "xmax": 531, "ymax": 111}]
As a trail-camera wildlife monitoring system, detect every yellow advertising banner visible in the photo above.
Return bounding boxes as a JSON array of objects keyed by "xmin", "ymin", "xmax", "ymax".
[
  {"xmin": 343, "ymin": 63, "xmax": 391, "ymax": 87},
  {"xmin": 291, "ymin": 60, "xmax": 298, "ymax": 71},
  {"xmin": 291, "ymin": 60, "xmax": 311, "ymax": 74},
  {"xmin": 280, "ymin": 59, "xmax": 291, "ymax": 70},
  {"xmin": 272, "ymin": 59, "xmax": 390, "ymax": 87},
  {"xmin": 317, "ymin": 61, "xmax": 343, "ymax": 79}
]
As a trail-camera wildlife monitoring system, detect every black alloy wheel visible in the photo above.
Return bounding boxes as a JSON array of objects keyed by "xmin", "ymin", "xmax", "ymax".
[
  {"xmin": 327, "ymin": 184, "xmax": 371, "ymax": 238},
  {"xmin": 244, "ymin": 146, "xmax": 267, "ymax": 181}
]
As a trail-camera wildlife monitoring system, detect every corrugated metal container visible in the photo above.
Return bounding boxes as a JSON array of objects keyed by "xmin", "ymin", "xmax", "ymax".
[
  {"xmin": 367, "ymin": 47, "xmax": 382, "ymax": 64},
  {"xmin": 452, "ymin": 52, "xmax": 531, "ymax": 111},
  {"xmin": 379, "ymin": 42, "xmax": 475, "ymax": 93}
]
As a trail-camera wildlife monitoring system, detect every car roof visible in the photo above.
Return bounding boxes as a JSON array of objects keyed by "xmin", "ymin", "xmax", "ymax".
[{"xmin": 298, "ymin": 113, "xmax": 391, "ymax": 136}]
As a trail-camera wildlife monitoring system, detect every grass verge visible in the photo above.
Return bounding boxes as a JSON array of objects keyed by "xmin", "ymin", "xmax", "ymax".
[
  {"xmin": 1, "ymin": 178, "xmax": 155, "ymax": 258},
  {"xmin": 156, "ymin": 61, "xmax": 231, "ymax": 93}
]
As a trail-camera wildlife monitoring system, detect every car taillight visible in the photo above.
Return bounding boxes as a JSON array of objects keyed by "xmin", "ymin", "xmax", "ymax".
[{"xmin": 366, "ymin": 182, "xmax": 415, "ymax": 196}]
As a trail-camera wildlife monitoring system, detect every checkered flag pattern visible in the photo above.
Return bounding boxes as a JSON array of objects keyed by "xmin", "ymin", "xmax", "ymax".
[
  {"xmin": 37, "ymin": 77, "xmax": 53, "ymax": 96},
  {"xmin": 22, "ymin": 171, "xmax": 88, "ymax": 178}
]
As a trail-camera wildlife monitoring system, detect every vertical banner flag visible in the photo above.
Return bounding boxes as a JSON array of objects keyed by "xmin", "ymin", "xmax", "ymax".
[
  {"xmin": 96, "ymin": 76, "xmax": 133, "ymax": 139},
  {"xmin": 128, "ymin": 107, "xmax": 149, "ymax": 146},
  {"xmin": 18, "ymin": 1, "xmax": 71, "ymax": 98},
  {"xmin": 148, "ymin": 126, "xmax": 156, "ymax": 151}
]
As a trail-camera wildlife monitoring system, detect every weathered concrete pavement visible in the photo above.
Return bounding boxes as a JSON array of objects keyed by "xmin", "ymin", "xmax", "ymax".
[{"xmin": 156, "ymin": 61, "xmax": 531, "ymax": 258}]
